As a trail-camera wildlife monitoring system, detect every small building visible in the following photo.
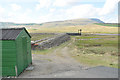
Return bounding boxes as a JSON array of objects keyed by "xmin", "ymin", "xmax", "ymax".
[{"xmin": 0, "ymin": 27, "xmax": 32, "ymax": 77}]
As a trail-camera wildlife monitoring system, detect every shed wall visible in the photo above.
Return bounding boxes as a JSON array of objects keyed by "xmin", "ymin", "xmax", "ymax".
[
  {"xmin": 1, "ymin": 40, "xmax": 17, "ymax": 76},
  {"xmin": 15, "ymin": 30, "xmax": 32, "ymax": 76}
]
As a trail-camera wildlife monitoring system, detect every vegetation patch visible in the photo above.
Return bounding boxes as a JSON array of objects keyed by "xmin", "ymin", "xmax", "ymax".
[
  {"xmin": 71, "ymin": 52, "xmax": 118, "ymax": 68},
  {"xmin": 69, "ymin": 35, "xmax": 118, "ymax": 68},
  {"xmin": 95, "ymin": 23, "xmax": 120, "ymax": 27},
  {"xmin": 30, "ymin": 33, "xmax": 55, "ymax": 41},
  {"xmin": 27, "ymin": 24, "xmax": 118, "ymax": 34}
]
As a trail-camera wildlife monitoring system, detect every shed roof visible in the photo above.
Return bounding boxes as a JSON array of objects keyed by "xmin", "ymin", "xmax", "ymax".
[{"xmin": 0, "ymin": 27, "xmax": 31, "ymax": 40}]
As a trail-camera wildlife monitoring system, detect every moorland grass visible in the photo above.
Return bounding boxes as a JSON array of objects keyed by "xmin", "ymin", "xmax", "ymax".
[
  {"xmin": 27, "ymin": 24, "xmax": 118, "ymax": 34},
  {"xmin": 95, "ymin": 23, "xmax": 120, "ymax": 27},
  {"xmin": 30, "ymin": 33, "xmax": 55, "ymax": 41},
  {"xmin": 70, "ymin": 35, "xmax": 118, "ymax": 68}
]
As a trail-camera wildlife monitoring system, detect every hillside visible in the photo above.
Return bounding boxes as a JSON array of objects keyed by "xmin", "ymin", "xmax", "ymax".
[
  {"xmin": 0, "ymin": 18, "xmax": 104, "ymax": 28},
  {"xmin": 38, "ymin": 18, "xmax": 104, "ymax": 27}
]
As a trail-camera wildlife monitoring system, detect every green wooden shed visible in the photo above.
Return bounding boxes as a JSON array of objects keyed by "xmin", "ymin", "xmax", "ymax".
[{"xmin": 0, "ymin": 27, "xmax": 32, "ymax": 77}]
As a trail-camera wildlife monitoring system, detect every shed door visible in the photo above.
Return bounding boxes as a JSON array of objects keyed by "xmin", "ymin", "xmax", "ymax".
[{"xmin": 22, "ymin": 37, "xmax": 28, "ymax": 68}]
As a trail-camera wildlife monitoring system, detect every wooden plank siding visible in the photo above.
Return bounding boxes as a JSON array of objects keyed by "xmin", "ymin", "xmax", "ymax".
[
  {"xmin": 2, "ymin": 40, "xmax": 16, "ymax": 76},
  {"xmin": 15, "ymin": 30, "xmax": 32, "ymax": 76}
]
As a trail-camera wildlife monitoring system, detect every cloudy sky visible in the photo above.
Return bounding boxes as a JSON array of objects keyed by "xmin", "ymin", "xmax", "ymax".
[{"xmin": 0, "ymin": 0, "xmax": 119, "ymax": 23}]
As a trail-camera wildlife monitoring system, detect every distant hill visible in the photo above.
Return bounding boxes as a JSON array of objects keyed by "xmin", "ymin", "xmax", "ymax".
[
  {"xmin": 0, "ymin": 22, "xmax": 37, "ymax": 28},
  {"xmin": 90, "ymin": 18, "xmax": 104, "ymax": 23},
  {"xmin": 38, "ymin": 18, "xmax": 104, "ymax": 27},
  {"xmin": 0, "ymin": 18, "xmax": 104, "ymax": 28},
  {"xmin": 0, "ymin": 22, "xmax": 15, "ymax": 28}
]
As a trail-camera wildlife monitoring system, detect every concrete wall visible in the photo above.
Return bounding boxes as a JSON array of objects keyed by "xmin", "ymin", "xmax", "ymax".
[{"xmin": 33, "ymin": 33, "xmax": 70, "ymax": 50}]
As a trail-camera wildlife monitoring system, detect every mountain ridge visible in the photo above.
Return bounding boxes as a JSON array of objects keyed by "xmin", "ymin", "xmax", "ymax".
[{"xmin": 0, "ymin": 18, "xmax": 104, "ymax": 28}]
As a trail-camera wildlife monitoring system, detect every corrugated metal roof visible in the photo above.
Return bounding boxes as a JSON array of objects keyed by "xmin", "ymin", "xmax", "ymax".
[{"xmin": 0, "ymin": 27, "xmax": 31, "ymax": 40}]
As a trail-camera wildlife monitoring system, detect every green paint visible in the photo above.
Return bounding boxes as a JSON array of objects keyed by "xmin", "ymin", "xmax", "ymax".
[
  {"xmin": 1, "ymin": 29, "xmax": 32, "ymax": 77},
  {"xmin": 0, "ymin": 40, "xmax": 2, "ymax": 78}
]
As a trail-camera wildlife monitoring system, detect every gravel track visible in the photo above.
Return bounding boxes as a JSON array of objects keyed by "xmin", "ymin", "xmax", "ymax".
[{"xmin": 19, "ymin": 38, "xmax": 118, "ymax": 78}]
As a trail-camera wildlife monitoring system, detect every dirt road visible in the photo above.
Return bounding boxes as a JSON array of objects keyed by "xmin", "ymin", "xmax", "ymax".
[
  {"xmin": 19, "ymin": 40, "xmax": 85, "ymax": 77},
  {"xmin": 19, "ymin": 39, "xmax": 118, "ymax": 78}
]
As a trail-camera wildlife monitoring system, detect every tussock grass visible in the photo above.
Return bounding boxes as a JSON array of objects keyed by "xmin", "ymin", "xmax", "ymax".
[
  {"xmin": 70, "ymin": 35, "xmax": 118, "ymax": 68},
  {"xmin": 71, "ymin": 52, "xmax": 118, "ymax": 68}
]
